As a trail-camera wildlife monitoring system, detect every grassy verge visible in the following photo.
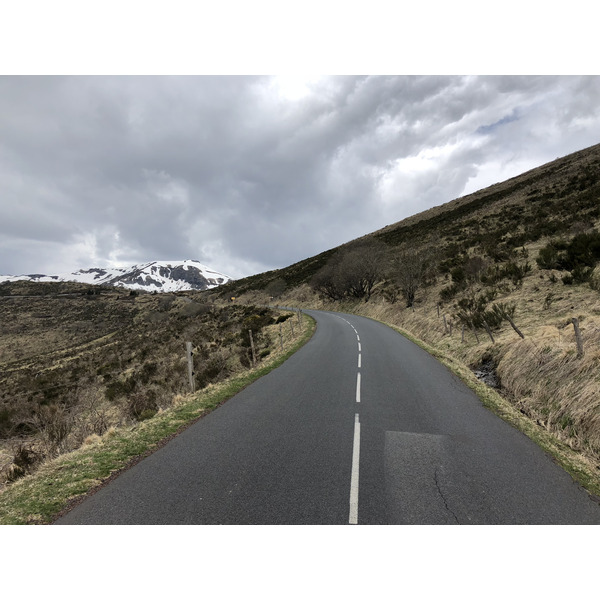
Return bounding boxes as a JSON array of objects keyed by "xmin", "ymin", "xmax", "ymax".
[
  {"xmin": 0, "ymin": 312, "xmax": 316, "ymax": 525},
  {"xmin": 367, "ymin": 315, "xmax": 600, "ymax": 499}
]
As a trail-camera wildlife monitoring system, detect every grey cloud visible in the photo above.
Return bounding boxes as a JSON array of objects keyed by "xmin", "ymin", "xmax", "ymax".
[{"xmin": 2, "ymin": 75, "xmax": 600, "ymax": 279}]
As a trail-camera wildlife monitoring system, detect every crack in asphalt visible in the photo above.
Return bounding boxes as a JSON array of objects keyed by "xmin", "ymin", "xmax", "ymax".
[{"xmin": 434, "ymin": 468, "xmax": 459, "ymax": 524}]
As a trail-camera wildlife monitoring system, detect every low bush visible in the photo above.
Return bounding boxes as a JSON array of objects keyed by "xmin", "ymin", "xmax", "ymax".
[
  {"xmin": 537, "ymin": 231, "xmax": 600, "ymax": 272},
  {"xmin": 125, "ymin": 390, "xmax": 158, "ymax": 421},
  {"xmin": 3, "ymin": 444, "xmax": 43, "ymax": 482},
  {"xmin": 439, "ymin": 282, "xmax": 463, "ymax": 302}
]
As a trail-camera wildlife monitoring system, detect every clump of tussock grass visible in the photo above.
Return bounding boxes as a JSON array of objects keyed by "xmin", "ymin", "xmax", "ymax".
[{"xmin": 495, "ymin": 322, "xmax": 600, "ymax": 458}]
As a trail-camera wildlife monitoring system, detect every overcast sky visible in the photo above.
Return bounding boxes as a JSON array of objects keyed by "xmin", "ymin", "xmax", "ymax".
[{"xmin": 1, "ymin": 74, "xmax": 600, "ymax": 279}]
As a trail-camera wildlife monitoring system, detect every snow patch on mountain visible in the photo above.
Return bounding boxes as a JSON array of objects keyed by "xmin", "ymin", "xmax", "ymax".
[{"xmin": 0, "ymin": 260, "xmax": 232, "ymax": 292}]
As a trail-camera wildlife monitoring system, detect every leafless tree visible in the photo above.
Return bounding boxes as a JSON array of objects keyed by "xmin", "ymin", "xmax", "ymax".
[
  {"xmin": 393, "ymin": 249, "xmax": 434, "ymax": 308},
  {"xmin": 311, "ymin": 260, "xmax": 345, "ymax": 301},
  {"xmin": 339, "ymin": 243, "xmax": 385, "ymax": 300},
  {"xmin": 311, "ymin": 241, "xmax": 386, "ymax": 301}
]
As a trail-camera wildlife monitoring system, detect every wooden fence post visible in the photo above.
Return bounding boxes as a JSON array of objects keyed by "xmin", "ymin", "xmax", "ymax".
[
  {"xmin": 572, "ymin": 317, "xmax": 584, "ymax": 357},
  {"xmin": 185, "ymin": 341, "xmax": 195, "ymax": 393},
  {"xmin": 248, "ymin": 329, "xmax": 256, "ymax": 367},
  {"xmin": 279, "ymin": 323, "xmax": 284, "ymax": 351}
]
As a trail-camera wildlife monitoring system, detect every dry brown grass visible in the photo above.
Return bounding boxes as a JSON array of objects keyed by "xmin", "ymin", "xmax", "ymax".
[
  {"xmin": 496, "ymin": 322, "xmax": 600, "ymax": 456},
  {"xmin": 280, "ymin": 249, "xmax": 600, "ymax": 474}
]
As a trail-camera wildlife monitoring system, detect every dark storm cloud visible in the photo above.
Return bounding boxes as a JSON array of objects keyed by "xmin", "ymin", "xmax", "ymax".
[{"xmin": 2, "ymin": 75, "xmax": 600, "ymax": 278}]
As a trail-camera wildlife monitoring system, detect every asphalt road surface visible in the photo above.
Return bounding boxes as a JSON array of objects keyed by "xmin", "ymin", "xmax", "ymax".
[{"xmin": 56, "ymin": 309, "xmax": 600, "ymax": 524}]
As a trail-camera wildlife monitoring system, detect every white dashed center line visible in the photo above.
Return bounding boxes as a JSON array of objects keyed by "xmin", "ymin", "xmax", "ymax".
[
  {"xmin": 349, "ymin": 413, "xmax": 361, "ymax": 524},
  {"xmin": 336, "ymin": 314, "xmax": 362, "ymax": 524}
]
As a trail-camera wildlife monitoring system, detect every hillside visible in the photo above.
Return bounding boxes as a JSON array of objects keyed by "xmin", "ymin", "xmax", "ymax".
[
  {"xmin": 0, "ymin": 282, "xmax": 302, "ymax": 487},
  {"xmin": 215, "ymin": 142, "xmax": 600, "ymax": 478},
  {"xmin": 216, "ymin": 143, "xmax": 600, "ymax": 299}
]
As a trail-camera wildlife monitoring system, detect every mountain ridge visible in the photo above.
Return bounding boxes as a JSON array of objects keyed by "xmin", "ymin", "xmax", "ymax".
[{"xmin": 0, "ymin": 259, "xmax": 231, "ymax": 293}]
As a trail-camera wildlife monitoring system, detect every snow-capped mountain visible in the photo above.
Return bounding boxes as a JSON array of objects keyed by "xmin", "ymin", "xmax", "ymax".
[{"xmin": 0, "ymin": 260, "xmax": 232, "ymax": 293}]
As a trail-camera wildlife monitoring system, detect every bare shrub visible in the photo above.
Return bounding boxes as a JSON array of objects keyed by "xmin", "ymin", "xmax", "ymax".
[
  {"xmin": 3, "ymin": 443, "xmax": 44, "ymax": 482},
  {"xmin": 265, "ymin": 278, "xmax": 287, "ymax": 299},
  {"xmin": 310, "ymin": 259, "xmax": 345, "ymax": 301},
  {"xmin": 393, "ymin": 249, "xmax": 435, "ymax": 308},
  {"xmin": 125, "ymin": 391, "xmax": 158, "ymax": 421},
  {"xmin": 490, "ymin": 302, "xmax": 525, "ymax": 339},
  {"xmin": 180, "ymin": 302, "xmax": 212, "ymax": 318},
  {"xmin": 70, "ymin": 387, "xmax": 116, "ymax": 447},
  {"xmin": 338, "ymin": 243, "xmax": 385, "ymax": 300},
  {"xmin": 35, "ymin": 404, "xmax": 73, "ymax": 456},
  {"xmin": 381, "ymin": 282, "xmax": 400, "ymax": 304},
  {"xmin": 197, "ymin": 350, "xmax": 231, "ymax": 388},
  {"xmin": 311, "ymin": 241, "xmax": 386, "ymax": 301},
  {"xmin": 464, "ymin": 255, "xmax": 487, "ymax": 284}
]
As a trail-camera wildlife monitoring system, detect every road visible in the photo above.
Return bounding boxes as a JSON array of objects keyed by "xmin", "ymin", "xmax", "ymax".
[{"xmin": 56, "ymin": 309, "xmax": 600, "ymax": 524}]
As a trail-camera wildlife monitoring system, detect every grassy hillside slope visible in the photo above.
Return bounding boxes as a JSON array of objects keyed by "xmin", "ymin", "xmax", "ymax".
[
  {"xmin": 218, "ymin": 142, "xmax": 600, "ymax": 492},
  {"xmin": 216, "ymin": 143, "xmax": 600, "ymax": 300}
]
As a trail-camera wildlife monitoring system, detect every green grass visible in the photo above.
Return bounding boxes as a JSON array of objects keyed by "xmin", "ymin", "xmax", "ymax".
[{"xmin": 0, "ymin": 313, "xmax": 316, "ymax": 525}]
